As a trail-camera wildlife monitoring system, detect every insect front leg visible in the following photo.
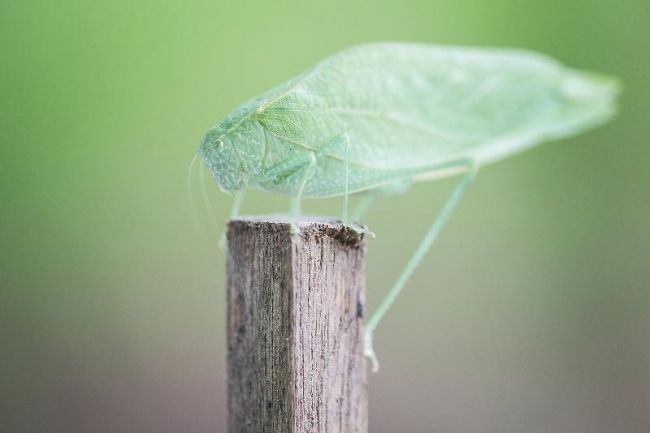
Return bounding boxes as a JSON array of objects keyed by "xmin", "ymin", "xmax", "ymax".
[
  {"xmin": 289, "ymin": 152, "xmax": 318, "ymax": 235},
  {"xmin": 364, "ymin": 158, "xmax": 479, "ymax": 372},
  {"xmin": 259, "ymin": 152, "xmax": 312, "ymax": 234},
  {"xmin": 217, "ymin": 186, "xmax": 248, "ymax": 251},
  {"xmin": 230, "ymin": 188, "xmax": 246, "ymax": 219}
]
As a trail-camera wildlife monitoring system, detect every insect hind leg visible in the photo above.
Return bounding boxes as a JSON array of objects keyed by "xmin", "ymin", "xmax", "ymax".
[{"xmin": 364, "ymin": 158, "xmax": 479, "ymax": 372}]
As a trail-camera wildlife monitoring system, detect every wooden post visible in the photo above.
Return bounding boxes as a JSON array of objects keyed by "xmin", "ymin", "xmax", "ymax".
[{"xmin": 226, "ymin": 217, "xmax": 368, "ymax": 433}]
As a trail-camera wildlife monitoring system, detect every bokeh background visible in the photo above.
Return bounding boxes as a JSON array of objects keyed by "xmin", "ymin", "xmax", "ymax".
[{"xmin": 2, "ymin": 1, "xmax": 649, "ymax": 432}]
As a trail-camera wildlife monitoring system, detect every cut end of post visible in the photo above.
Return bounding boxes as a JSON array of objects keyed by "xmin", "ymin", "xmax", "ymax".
[
  {"xmin": 226, "ymin": 217, "xmax": 368, "ymax": 433},
  {"xmin": 228, "ymin": 215, "xmax": 367, "ymax": 247}
]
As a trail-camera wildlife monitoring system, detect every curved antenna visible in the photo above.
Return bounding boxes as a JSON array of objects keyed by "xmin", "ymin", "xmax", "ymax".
[
  {"xmin": 200, "ymin": 159, "xmax": 219, "ymax": 231},
  {"xmin": 186, "ymin": 153, "xmax": 206, "ymax": 234}
]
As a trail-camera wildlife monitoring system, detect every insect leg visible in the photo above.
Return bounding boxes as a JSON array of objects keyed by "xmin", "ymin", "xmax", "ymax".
[
  {"xmin": 290, "ymin": 131, "xmax": 349, "ymax": 233},
  {"xmin": 215, "ymin": 185, "xmax": 248, "ymax": 250},
  {"xmin": 312, "ymin": 132, "xmax": 357, "ymax": 229},
  {"xmin": 230, "ymin": 188, "xmax": 246, "ymax": 219},
  {"xmin": 364, "ymin": 158, "xmax": 479, "ymax": 372},
  {"xmin": 342, "ymin": 133, "xmax": 350, "ymax": 226},
  {"xmin": 350, "ymin": 190, "xmax": 379, "ymax": 222},
  {"xmin": 289, "ymin": 152, "xmax": 318, "ymax": 234},
  {"xmin": 263, "ymin": 156, "xmax": 311, "ymax": 184},
  {"xmin": 275, "ymin": 132, "xmax": 348, "ymax": 233},
  {"xmin": 351, "ymin": 180, "xmax": 412, "ymax": 223}
]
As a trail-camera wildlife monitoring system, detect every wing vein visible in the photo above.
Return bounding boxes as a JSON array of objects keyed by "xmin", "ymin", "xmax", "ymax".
[{"xmin": 271, "ymin": 107, "xmax": 481, "ymax": 141}]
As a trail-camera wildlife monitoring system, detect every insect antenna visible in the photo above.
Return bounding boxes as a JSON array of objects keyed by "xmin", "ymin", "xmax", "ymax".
[
  {"xmin": 186, "ymin": 153, "xmax": 206, "ymax": 233},
  {"xmin": 199, "ymin": 159, "xmax": 219, "ymax": 232}
]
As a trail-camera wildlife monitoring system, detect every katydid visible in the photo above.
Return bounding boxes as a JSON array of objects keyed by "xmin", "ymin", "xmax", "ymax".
[{"xmin": 196, "ymin": 42, "xmax": 619, "ymax": 372}]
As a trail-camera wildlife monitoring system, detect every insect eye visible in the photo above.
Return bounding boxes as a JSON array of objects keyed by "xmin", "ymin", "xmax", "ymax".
[{"xmin": 215, "ymin": 139, "xmax": 224, "ymax": 149}]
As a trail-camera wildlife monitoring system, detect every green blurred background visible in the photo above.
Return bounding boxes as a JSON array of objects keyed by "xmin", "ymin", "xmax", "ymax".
[{"xmin": 1, "ymin": 1, "xmax": 648, "ymax": 432}]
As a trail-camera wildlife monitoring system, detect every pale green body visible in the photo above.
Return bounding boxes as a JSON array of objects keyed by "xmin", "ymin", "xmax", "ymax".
[
  {"xmin": 198, "ymin": 43, "xmax": 618, "ymax": 371},
  {"xmin": 200, "ymin": 43, "xmax": 617, "ymax": 199}
]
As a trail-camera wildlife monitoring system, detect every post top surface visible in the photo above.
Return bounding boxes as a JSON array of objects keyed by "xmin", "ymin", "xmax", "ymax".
[{"xmin": 228, "ymin": 216, "xmax": 367, "ymax": 248}]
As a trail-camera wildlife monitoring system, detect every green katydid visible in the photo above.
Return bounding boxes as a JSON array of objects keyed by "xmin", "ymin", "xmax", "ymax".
[{"xmin": 196, "ymin": 42, "xmax": 619, "ymax": 372}]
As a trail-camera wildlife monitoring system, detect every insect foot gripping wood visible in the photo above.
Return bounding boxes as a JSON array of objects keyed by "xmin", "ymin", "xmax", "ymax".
[{"xmin": 226, "ymin": 217, "xmax": 368, "ymax": 433}]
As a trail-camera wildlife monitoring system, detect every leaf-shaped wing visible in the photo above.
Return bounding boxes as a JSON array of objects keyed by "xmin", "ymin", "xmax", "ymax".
[{"xmin": 256, "ymin": 43, "xmax": 619, "ymax": 169}]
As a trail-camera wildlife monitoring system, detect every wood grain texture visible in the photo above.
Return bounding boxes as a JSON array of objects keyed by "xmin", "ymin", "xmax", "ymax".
[{"xmin": 227, "ymin": 217, "xmax": 367, "ymax": 433}]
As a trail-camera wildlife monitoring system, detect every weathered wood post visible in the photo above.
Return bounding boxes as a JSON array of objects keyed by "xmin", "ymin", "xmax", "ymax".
[{"xmin": 226, "ymin": 217, "xmax": 368, "ymax": 433}]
